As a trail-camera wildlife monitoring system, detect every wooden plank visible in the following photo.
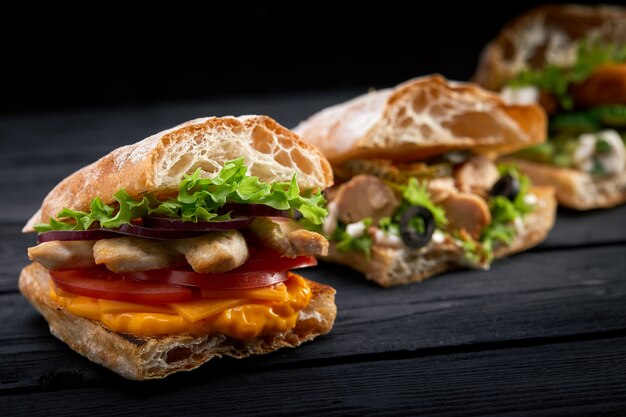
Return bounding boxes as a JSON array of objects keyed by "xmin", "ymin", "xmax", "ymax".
[
  {"xmin": 0, "ymin": 224, "xmax": 33, "ymax": 293},
  {"xmin": 541, "ymin": 205, "xmax": 626, "ymax": 248},
  {"xmin": 3, "ymin": 337, "xmax": 626, "ymax": 416},
  {"xmin": 2, "ymin": 245, "xmax": 625, "ymax": 391}
]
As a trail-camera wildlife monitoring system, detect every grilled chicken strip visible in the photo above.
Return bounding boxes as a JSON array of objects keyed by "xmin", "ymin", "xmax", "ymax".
[
  {"xmin": 28, "ymin": 240, "xmax": 97, "ymax": 270},
  {"xmin": 93, "ymin": 237, "xmax": 186, "ymax": 273},
  {"xmin": 169, "ymin": 230, "xmax": 249, "ymax": 273},
  {"xmin": 247, "ymin": 218, "xmax": 328, "ymax": 258}
]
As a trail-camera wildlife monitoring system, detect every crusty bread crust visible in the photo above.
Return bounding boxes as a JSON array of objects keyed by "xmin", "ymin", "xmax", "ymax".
[
  {"xmin": 19, "ymin": 262, "xmax": 336, "ymax": 380},
  {"xmin": 294, "ymin": 75, "xmax": 546, "ymax": 165},
  {"xmin": 503, "ymin": 158, "xmax": 626, "ymax": 210},
  {"xmin": 324, "ymin": 186, "xmax": 556, "ymax": 287},
  {"xmin": 473, "ymin": 4, "xmax": 626, "ymax": 91},
  {"xmin": 24, "ymin": 116, "xmax": 333, "ymax": 232}
]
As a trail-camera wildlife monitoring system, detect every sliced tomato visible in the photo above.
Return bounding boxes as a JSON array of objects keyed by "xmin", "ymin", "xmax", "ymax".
[
  {"xmin": 129, "ymin": 269, "xmax": 289, "ymax": 289},
  {"xmin": 49, "ymin": 250, "xmax": 315, "ymax": 302},
  {"xmin": 50, "ymin": 268, "xmax": 193, "ymax": 304},
  {"xmin": 233, "ymin": 250, "xmax": 317, "ymax": 273}
]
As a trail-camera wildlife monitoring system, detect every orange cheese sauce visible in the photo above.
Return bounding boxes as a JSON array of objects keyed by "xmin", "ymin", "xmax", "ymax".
[{"xmin": 49, "ymin": 273, "xmax": 311, "ymax": 338}]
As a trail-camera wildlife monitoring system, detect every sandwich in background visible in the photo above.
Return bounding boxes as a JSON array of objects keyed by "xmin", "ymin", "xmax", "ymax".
[
  {"xmin": 21, "ymin": 116, "xmax": 337, "ymax": 380},
  {"xmin": 474, "ymin": 4, "xmax": 626, "ymax": 209},
  {"xmin": 295, "ymin": 75, "xmax": 556, "ymax": 287}
]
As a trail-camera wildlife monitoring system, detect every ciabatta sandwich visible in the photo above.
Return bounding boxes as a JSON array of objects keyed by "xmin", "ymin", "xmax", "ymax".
[
  {"xmin": 474, "ymin": 4, "xmax": 626, "ymax": 209},
  {"xmin": 295, "ymin": 75, "xmax": 556, "ymax": 287},
  {"xmin": 21, "ymin": 116, "xmax": 337, "ymax": 380}
]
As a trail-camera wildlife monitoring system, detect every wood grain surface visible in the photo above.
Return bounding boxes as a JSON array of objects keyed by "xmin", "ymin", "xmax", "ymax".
[{"xmin": 1, "ymin": 93, "xmax": 625, "ymax": 416}]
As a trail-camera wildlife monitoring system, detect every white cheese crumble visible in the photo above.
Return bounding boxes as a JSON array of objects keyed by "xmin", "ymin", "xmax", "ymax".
[
  {"xmin": 374, "ymin": 229, "xmax": 403, "ymax": 248},
  {"xmin": 346, "ymin": 221, "xmax": 367, "ymax": 238},
  {"xmin": 523, "ymin": 193, "xmax": 537, "ymax": 206},
  {"xmin": 574, "ymin": 130, "xmax": 626, "ymax": 176},
  {"xmin": 432, "ymin": 230, "xmax": 446, "ymax": 244}
]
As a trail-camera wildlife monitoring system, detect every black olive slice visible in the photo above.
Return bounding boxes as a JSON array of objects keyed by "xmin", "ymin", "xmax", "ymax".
[
  {"xmin": 490, "ymin": 174, "xmax": 520, "ymax": 201},
  {"xmin": 400, "ymin": 205, "xmax": 435, "ymax": 249}
]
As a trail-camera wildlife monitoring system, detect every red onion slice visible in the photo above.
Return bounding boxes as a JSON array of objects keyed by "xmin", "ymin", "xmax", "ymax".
[
  {"xmin": 218, "ymin": 203, "xmax": 299, "ymax": 219},
  {"xmin": 115, "ymin": 224, "xmax": 210, "ymax": 239},
  {"xmin": 38, "ymin": 229, "xmax": 120, "ymax": 243},
  {"xmin": 141, "ymin": 215, "xmax": 253, "ymax": 231},
  {"xmin": 37, "ymin": 217, "xmax": 253, "ymax": 243}
]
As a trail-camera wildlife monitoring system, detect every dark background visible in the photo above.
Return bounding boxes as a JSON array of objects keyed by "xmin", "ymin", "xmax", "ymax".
[{"xmin": 3, "ymin": 0, "xmax": 620, "ymax": 114}]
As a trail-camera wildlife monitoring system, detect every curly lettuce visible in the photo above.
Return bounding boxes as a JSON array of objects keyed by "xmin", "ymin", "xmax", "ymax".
[
  {"xmin": 34, "ymin": 157, "xmax": 327, "ymax": 232},
  {"xmin": 396, "ymin": 178, "xmax": 447, "ymax": 228}
]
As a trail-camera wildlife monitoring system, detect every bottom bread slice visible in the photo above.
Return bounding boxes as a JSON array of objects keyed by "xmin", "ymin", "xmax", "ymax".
[
  {"xmin": 504, "ymin": 158, "xmax": 626, "ymax": 210},
  {"xmin": 324, "ymin": 186, "xmax": 556, "ymax": 287},
  {"xmin": 19, "ymin": 262, "xmax": 336, "ymax": 380}
]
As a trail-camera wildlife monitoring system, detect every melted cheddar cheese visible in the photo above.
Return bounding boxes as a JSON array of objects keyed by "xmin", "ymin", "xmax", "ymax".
[{"xmin": 50, "ymin": 273, "xmax": 312, "ymax": 338}]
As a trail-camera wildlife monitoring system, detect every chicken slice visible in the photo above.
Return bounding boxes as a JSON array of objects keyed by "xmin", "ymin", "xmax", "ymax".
[
  {"xmin": 169, "ymin": 230, "xmax": 249, "ymax": 273},
  {"xmin": 427, "ymin": 178, "xmax": 458, "ymax": 204},
  {"xmin": 454, "ymin": 155, "xmax": 499, "ymax": 196},
  {"xmin": 93, "ymin": 237, "xmax": 186, "ymax": 273},
  {"xmin": 333, "ymin": 174, "xmax": 400, "ymax": 224},
  {"xmin": 28, "ymin": 240, "xmax": 97, "ymax": 270},
  {"xmin": 442, "ymin": 193, "xmax": 492, "ymax": 239},
  {"xmin": 247, "ymin": 218, "xmax": 328, "ymax": 258}
]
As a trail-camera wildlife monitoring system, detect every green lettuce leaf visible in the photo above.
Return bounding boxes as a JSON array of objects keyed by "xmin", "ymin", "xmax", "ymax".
[
  {"xmin": 478, "ymin": 165, "xmax": 534, "ymax": 261},
  {"xmin": 331, "ymin": 218, "xmax": 374, "ymax": 259},
  {"xmin": 395, "ymin": 178, "xmax": 447, "ymax": 228},
  {"xmin": 34, "ymin": 157, "xmax": 327, "ymax": 232}
]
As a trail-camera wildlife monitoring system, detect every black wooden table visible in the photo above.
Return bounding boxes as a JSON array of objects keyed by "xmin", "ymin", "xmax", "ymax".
[{"xmin": 2, "ymin": 92, "xmax": 626, "ymax": 416}]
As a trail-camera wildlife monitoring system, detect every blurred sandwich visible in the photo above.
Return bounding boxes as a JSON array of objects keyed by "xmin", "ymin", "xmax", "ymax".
[
  {"xmin": 474, "ymin": 4, "xmax": 626, "ymax": 209},
  {"xmin": 295, "ymin": 75, "xmax": 556, "ymax": 287}
]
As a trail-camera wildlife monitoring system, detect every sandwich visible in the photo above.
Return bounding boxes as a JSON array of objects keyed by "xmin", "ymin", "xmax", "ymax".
[
  {"xmin": 473, "ymin": 4, "xmax": 626, "ymax": 209},
  {"xmin": 20, "ymin": 115, "xmax": 337, "ymax": 380},
  {"xmin": 294, "ymin": 75, "xmax": 556, "ymax": 287}
]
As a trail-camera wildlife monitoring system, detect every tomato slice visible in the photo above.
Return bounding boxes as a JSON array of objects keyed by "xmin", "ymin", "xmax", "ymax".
[
  {"xmin": 129, "ymin": 269, "xmax": 289, "ymax": 289},
  {"xmin": 50, "ymin": 269, "xmax": 193, "ymax": 304},
  {"xmin": 233, "ymin": 250, "xmax": 317, "ymax": 273},
  {"xmin": 49, "ymin": 250, "xmax": 316, "ymax": 302}
]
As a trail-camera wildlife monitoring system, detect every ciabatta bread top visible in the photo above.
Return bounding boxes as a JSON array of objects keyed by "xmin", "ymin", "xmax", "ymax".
[
  {"xmin": 25, "ymin": 116, "xmax": 333, "ymax": 232},
  {"xmin": 294, "ymin": 75, "xmax": 546, "ymax": 166},
  {"xmin": 473, "ymin": 4, "xmax": 626, "ymax": 91}
]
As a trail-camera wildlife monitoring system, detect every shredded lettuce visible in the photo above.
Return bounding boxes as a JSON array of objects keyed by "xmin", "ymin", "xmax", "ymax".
[
  {"xmin": 509, "ymin": 42, "xmax": 626, "ymax": 109},
  {"xmin": 331, "ymin": 218, "xmax": 374, "ymax": 258},
  {"xmin": 478, "ymin": 165, "xmax": 534, "ymax": 261},
  {"xmin": 393, "ymin": 178, "xmax": 447, "ymax": 228},
  {"xmin": 34, "ymin": 157, "xmax": 327, "ymax": 232},
  {"xmin": 329, "ymin": 178, "xmax": 446, "ymax": 258},
  {"xmin": 378, "ymin": 216, "xmax": 400, "ymax": 236},
  {"xmin": 328, "ymin": 167, "xmax": 535, "ymax": 265}
]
